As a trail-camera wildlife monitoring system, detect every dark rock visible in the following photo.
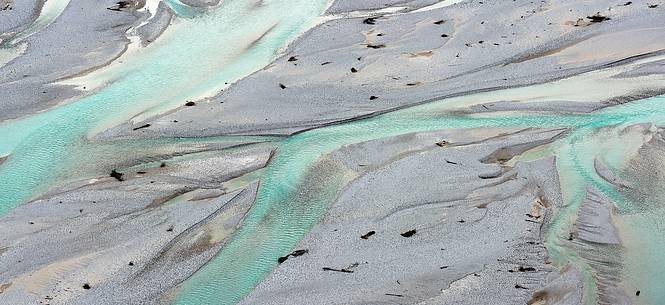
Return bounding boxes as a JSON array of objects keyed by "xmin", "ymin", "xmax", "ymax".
[
  {"xmin": 82, "ymin": 283, "xmax": 91, "ymax": 290},
  {"xmin": 385, "ymin": 293, "xmax": 404, "ymax": 297},
  {"xmin": 184, "ymin": 101, "xmax": 196, "ymax": 106},
  {"xmin": 128, "ymin": 261, "xmax": 134, "ymax": 266},
  {"xmin": 434, "ymin": 20, "xmax": 446, "ymax": 25},
  {"xmin": 648, "ymin": 4, "xmax": 658, "ymax": 8},
  {"xmin": 132, "ymin": 124, "xmax": 151, "ymax": 131},
  {"xmin": 369, "ymin": 96, "xmax": 379, "ymax": 100},
  {"xmin": 351, "ymin": 67, "xmax": 358, "ymax": 73},
  {"xmin": 400, "ymin": 229, "xmax": 416, "ymax": 237},
  {"xmin": 291, "ymin": 249, "xmax": 308, "ymax": 257},
  {"xmin": 107, "ymin": 1, "xmax": 133, "ymax": 11},
  {"xmin": 277, "ymin": 249, "xmax": 309, "ymax": 263},
  {"xmin": 478, "ymin": 172, "xmax": 501, "ymax": 179},
  {"xmin": 363, "ymin": 17, "xmax": 377, "ymax": 25},
  {"xmin": 366, "ymin": 44, "xmax": 386, "ymax": 49},
  {"xmin": 436, "ymin": 140, "xmax": 449, "ymax": 147},
  {"xmin": 322, "ymin": 267, "xmax": 354, "ymax": 273},
  {"xmin": 636, "ymin": 290, "xmax": 641, "ymax": 296},
  {"xmin": 287, "ymin": 56, "xmax": 298, "ymax": 62},
  {"xmin": 518, "ymin": 266, "xmax": 536, "ymax": 272},
  {"xmin": 586, "ymin": 13, "xmax": 610, "ymax": 22},
  {"xmin": 110, "ymin": 170, "xmax": 124, "ymax": 181},
  {"xmin": 279, "ymin": 83, "xmax": 287, "ymax": 89},
  {"xmin": 361, "ymin": 231, "xmax": 376, "ymax": 239},
  {"xmin": 321, "ymin": 61, "xmax": 332, "ymax": 65}
]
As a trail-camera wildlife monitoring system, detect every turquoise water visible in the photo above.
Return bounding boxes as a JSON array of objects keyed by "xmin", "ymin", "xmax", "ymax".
[
  {"xmin": 0, "ymin": 0, "xmax": 331, "ymax": 212},
  {"xmin": 173, "ymin": 94, "xmax": 665, "ymax": 304},
  {"xmin": 2, "ymin": 1, "xmax": 665, "ymax": 304}
]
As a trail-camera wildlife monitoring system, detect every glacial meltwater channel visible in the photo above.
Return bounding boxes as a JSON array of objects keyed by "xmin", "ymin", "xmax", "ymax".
[
  {"xmin": 2, "ymin": 1, "xmax": 665, "ymax": 305},
  {"xmin": 0, "ymin": 0, "xmax": 331, "ymax": 211}
]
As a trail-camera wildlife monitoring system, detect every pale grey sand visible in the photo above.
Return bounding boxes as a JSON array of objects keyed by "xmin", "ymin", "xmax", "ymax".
[
  {"xmin": 573, "ymin": 187, "xmax": 621, "ymax": 245},
  {"xmin": 594, "ymin": 158, "xmax": 632, "ymax": 189},
  {"xmin": 0, "ymin": 0, "xmax": 41, "ymax": 36},
  {"xmin": 0, "ymin": 0, "xmax": 172, "ymax": 121},
  {"xmin": 99, "ymin": 0, "xmax": 665, "ymax": 139},
  {"xmin": 0, "ymin": 145, "xmax": 273, "ymax": 305},
  {"xmin": 239, "ymin": 127, "xmax": 576, "ymax": 305}
]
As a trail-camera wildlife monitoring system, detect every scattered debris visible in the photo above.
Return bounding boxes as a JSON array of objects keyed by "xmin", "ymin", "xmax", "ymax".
[
  {"xmin": 184, "ymin": 101, "xmax": 196, "ymax": 106},
  {"xmin": 367, "ymin": 44, "xmax": 386, "ymax": 49},
  {"xmin": 586, "ymin": 13, "xmax": 610, "ymax": 23},
  {"xmin": 478, "ymin": 172, "xmax": 500, "ymax": 179},
  {"xmin": 132, "ymin": 124, "xmax": 151, "ymax": 131},
  {"xmin": 361, "ymin": 231, "xmax": 376, "ymax": 239},
  {"xmin": 110, "ymin": 170, "xmax": 124, "ymax": 181},
  {"xmin": 400, "ymin": 229, "xmax": 417, "ymax": 237},
  {"xmin": 107, "ymin": 0, "xmax": 132, "ymax": 11},
  {"xmin": 277, "ymin": 249, "xmax": 309, "ymax": 264},
  {"xmin": 363, "ymin": 17, "xmax": 377, "ymax": 25},
  {"xmin": 291, "ymin": 249, "xmax": 308, "ymax": 257},
  {"xmin": 322, "ymin": 267, "xmax": 354, "ymax": 273}
]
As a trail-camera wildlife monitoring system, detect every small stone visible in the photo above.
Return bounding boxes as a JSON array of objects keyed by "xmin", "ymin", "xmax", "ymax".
[
  {"xmin": 110, "ymin": 170, "xmax": 124, "ymax": 181},
  {"xmin": 361, "ymin": 231, "xmax": 376, "ymax": 239},
  {"xmin": 401, "ymin": 229, "xmax": 416, "ymax": 237}
]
